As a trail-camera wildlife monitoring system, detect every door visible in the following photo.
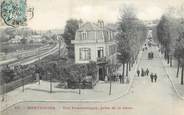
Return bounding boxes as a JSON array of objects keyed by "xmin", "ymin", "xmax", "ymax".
[{"xmin": 99, "ymin": 67, "xmax": 105, "ymax": 81}]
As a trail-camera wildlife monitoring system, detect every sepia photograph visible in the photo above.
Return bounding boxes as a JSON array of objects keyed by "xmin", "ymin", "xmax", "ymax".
[{"xmin": 0, "ymin": 0, "xmax": 184, "ymax": 115}]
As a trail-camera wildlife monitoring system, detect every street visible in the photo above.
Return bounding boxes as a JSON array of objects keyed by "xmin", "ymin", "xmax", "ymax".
[{"xmin": 2, "ymin": 45, "xmax": 184, "ymax": 115}]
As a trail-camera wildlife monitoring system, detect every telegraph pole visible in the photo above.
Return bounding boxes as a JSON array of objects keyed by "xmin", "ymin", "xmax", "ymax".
[{"xmin": 58, "ymin": 35, "xmax": 62, "ymax": 57}]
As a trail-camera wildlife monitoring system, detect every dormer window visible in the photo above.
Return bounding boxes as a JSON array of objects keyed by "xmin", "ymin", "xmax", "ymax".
[{"xmin": 81, "ymin": 31, "xmax": 87, "ymax": 40}]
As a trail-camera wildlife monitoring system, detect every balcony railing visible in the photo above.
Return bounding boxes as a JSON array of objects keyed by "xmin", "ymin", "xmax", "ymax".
[{"xmin": 97, "ymin": 57, "xmax": 107, "ymax": 64}]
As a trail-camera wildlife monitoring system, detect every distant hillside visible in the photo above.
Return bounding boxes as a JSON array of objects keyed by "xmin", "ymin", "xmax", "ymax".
[{"xmin": 0, "ymin": 26, "xmax": 64, "ymax": 43}]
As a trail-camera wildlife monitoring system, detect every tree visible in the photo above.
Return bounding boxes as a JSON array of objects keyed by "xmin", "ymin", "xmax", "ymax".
[
  {"xmin": 158, "ymin": 5, "xmax": 184, "ymax": 84},
  {"xmin": 70, "ymin": 64, "xmax": 87, "ymax": 94},
  {"xmin": 174, "ymin": 33, "xmax": 184, "ymax": 78},
  {"xmin": 20, "ymin": 38, "xmax": 27, "ymax": 44},
  {"xmin": 45, "ymin": 62, "xmax": 58, "ymax": 93},
  {"xmin": 176, "ymin": 32, "xmax": 184, "ymax": 84},
  {"xmin": 180, "ymin": 57, "xmax": 184, "ymax": 85},
  {"xmin": 62, "ymin": 19, "xmax": 81, "ymax": 59},
  {"xmin": 106, "ymin": 64, "xmax": 117, "ymax": 95},
  {"xmin": 116, "ymin": 32, "xmax": 130, "ymax": 80},
  {"xmin": 117, "ymin": 6, "xmax": 146, "ymax": 79},
  {"xmin": 157, "ymin": 15, "xmax": 171, "ymax": 63},
  {"xmin": 1, "ymin": 65, "xmax": 15, "ymax": 83},
  {"xmin": 86, "ymin": 61, "xmax": 98, "ymax": 81}
]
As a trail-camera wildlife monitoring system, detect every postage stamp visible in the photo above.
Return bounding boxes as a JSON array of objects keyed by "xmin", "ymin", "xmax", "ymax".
[{"xmin": 1, "ymin": 0, "xmax": 27, "ymax": 27}]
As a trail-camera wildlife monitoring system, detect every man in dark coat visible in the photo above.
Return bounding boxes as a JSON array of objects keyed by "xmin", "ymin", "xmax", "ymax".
[
  {"xmin": 146, "ymin": 68, "xmax": 149, "ymax": 76},
  {"xmin": 119, "ymin": 74, "xmax": 122, "ymax": 83},
  {"xmin": 154, "ymin": 73, "xmax": 158, "ymax": 82},
  {"xmin": 150, "ymin": 73, "xmax": 153, "ymax": 83},
  {"xmin": 137, "ymin": 69, "xmax": 140, "ymax": 77},
  {"xmin": 119, "ymin": 74, "xmax": 124, "ymax": 84},
  {"xmin": 141, "ymin": 68, "xmax": 144, "ymax": 77}
]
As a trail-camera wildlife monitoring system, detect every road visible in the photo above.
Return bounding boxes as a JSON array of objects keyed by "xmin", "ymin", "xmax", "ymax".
[{"xmin": 2, "ymin": 45, "xmax": 184, "ymax": 115}]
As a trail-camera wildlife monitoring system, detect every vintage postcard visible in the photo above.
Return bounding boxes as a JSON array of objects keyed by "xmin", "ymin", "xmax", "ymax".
[{"xmin": 1, "ymin": 0, "xmax": 184, "ymax": 115}]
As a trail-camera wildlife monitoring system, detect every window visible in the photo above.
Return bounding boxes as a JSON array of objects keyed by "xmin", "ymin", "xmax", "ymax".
[
  {"xmin": 97, "ymin": 47, "xmax": 104, "ymax": 58},
  {"xmin": 81, "ymin": 31, "xmax": 87, "ymax": 40},
  {"xmin": 80, "ymin": 48, "xmax": 91, "ymax": 60},
  {"xmin": 110, "ymin": 32, "xmax": 113, "ymax": 40},
  {"xmin": 109, "ymin": 45, "xmax": 116, "ymax": 55}
]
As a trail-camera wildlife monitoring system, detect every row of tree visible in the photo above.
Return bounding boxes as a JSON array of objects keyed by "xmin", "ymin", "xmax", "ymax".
[
  {"xmin": 116, "ymin": 6, "xmax": 147, "ymax": 79},
  {"xmin": 156, "ymin": 5, "xmax": 184, "ymax": 84}
]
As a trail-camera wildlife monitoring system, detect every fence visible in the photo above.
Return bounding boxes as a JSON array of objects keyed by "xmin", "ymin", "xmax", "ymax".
[{"xmin": 0, "ymin": 75, "xmax": 35, "ymax": 94}]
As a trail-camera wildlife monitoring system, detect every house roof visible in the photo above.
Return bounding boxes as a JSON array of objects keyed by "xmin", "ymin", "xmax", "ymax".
[
  {"xmin": 77, "ymin": 22, "xmax": 100, "ymax": 31},
  {"xmin": 73, "ymin": 22, "xmax": 116, "ymax": 43},
  {"xmin": 77, "ymin": 22, "xmax": 113, "ymax": 32}
]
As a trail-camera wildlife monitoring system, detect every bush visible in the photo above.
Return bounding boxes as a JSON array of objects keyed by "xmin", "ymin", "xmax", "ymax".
[{"xmin": 1, "ymin": 66, "xmax": 15, "ymax": 83}]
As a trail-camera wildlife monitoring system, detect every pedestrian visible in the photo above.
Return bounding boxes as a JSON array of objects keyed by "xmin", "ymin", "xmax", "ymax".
[
  {"xmin": 105, "ymin": 75, "xmax": 108, "ymax": 83},
  {"xmin": 141, "ymin": 68, "xmax": 144, "ymax": 77},
  {"xmin": 151, "ymin": 52, "xmax": 154, "ymax": 58},
  {"xmin": 115, "ymin": 74, "xmax": 118, "ymax": 82},
  {"xmin": 113, "ymin": 74, "xmax": 116, "ymax": 81},
  {"xmin": 146, "ymin": 68, "xmax": 149, "ymax": 76},
  {"xmin": 137, "ymin": 69, "xmax": 140, "ymax": 77},
  {"xmin": 154, "ymin": 73, "xmax": 158, "ymax": 82},
  {"xmin": 119, "ymin": 74, "xmax": 122, "ymax": 83},
  {"xmin": 150, "ymin": 73, "xmax": 153, "ymax": 83},
  {"xmin": 36, "ymin": 72, "xmax": 40, "ymax": 82}
]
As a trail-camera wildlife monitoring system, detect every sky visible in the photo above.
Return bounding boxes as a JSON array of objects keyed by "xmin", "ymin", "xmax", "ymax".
[{"xmin": 27, "ymin": 0, "xmax": 184, "ymax": 30}]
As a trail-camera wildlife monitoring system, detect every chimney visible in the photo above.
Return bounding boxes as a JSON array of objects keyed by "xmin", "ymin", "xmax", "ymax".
[
  {"xmin": 101, "ymin": 20, "xmax": 104, "ymax": 29},
  {"xmin": 79, "ymin": 19, "xmax": 83, "ymax": 28},
  {"xmin": 98, "ymin": 20, "xmax": 101, "ymax": 27},
  {"xmin": 98, "ymin": 20, "xmax": 104, "ymax": 29}
]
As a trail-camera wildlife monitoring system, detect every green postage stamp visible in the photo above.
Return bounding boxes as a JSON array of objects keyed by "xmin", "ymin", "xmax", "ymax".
[{"xmin": 1, "ymin": 0, "xmax": 27, "ymax": 27}]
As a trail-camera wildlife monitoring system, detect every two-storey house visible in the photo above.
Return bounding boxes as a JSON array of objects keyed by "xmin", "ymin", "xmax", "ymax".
[{"xmin": 71, "ymin": 20, "xmax": 117, "ymax": 81}]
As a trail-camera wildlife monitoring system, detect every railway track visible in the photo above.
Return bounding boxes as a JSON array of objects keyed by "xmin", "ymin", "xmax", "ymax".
[
  {"xmin": 9, "ymin": 43, "xmax": 60, "ymax": 66},
  {"xmin": 0, "ymin": 42, "xmax": 65, "ymax": 67}
]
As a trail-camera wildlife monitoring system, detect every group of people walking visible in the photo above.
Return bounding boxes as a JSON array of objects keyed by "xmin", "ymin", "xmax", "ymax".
[
  {"xmin": 136, "ymin": 68, "xmax": 149, "ymax": 77},
  {"xmin": 150, "ymin": 73, "xmax": 157, "ymax": 83},
  {"xmin": 104, "ymin": 73, "xmax": 129, "ymax": 84},
  {"xmin": 137, "ymin": 68, "xmax": 158, "ymax": 83}
]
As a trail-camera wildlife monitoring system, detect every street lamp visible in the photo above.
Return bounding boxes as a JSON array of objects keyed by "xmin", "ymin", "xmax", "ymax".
[
  {"xmin": 1, "ymin": 74, "xmax": 5, "ymax": 102},
  {"xmin": 180, "ymin": 58, "xmax": 184, "ymax": 85},
  {"xmin": 58, "ymin": 35, "xmax": 63, "ymax": 57},
  {"xmin": 108, "ymin": 64, "xmax": 116, "ymax": 95},
  {"xmin": 48, "ymin": 72, "xmax": 52, "ymax": 93},
  {"xmin": 20, "ymin": 66, "xmax": 25, "ymax": 92},
  {"xmin": 109, "ymin": 75, "xmax": 112, "ymax": 95},
  {"xmin": 71, "ymin": 70, "xmax": 81, "ymax": 95},
  {"xmin": 169, "ymin": 52, "xmax": 173, "ymax": 67}
]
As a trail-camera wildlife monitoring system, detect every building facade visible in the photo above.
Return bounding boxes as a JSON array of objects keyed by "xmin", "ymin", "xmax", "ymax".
[{"xmin": 72, "ymin": 20, "xmax": 117, "ymax": 80}]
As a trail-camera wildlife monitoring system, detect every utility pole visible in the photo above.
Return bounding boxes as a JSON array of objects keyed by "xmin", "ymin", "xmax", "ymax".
[
  {"xmin": 1, "ymin": 74, "xmax": 5, "ymax": 102},
  {"xmin": 109, "ymin": 75, "xmax": 112, "ymax": 95},
  {"xmin": 59, "ymin": 35, "xmax": 61, "ymax": 57},
  {"xmin": 181, "ymin": 66, "xmax": 184, "ymax": 85},
  {"xmin": 49, "ymin": 72, "xmax": 52, "ymax": 93},
  {"xmin": 20, "ymin": 67, "xmax": 24, "ymax": 92},
  {"xmin": 109, "ymin": 65, "xmax": 114, "ymax": 95},
  {"xmin": 22, "ymin": 76, "xmax": 24, "ymax": 92},
  {"xmin": 79, "ymin": 78, "xmax": 81, "ymax": 95}
]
